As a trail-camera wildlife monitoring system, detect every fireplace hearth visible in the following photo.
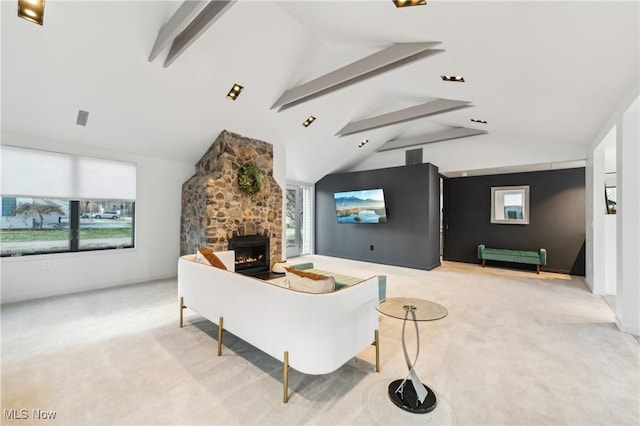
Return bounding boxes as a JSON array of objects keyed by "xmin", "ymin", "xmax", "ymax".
[{"xmin": 228, "ymin": 235, "xmax": 270, "ymax": 276}]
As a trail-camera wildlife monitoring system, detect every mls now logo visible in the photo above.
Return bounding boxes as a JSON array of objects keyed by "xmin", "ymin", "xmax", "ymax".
[
  {"xmin": 4, "ymin": 408, "xmax": 57, "ymax": 420},
  {"xmin": 3, "ymin": 409, "xmax": 28, "ymax": 420}
]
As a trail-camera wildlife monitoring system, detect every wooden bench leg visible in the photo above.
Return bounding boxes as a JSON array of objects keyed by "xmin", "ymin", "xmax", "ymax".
[
  {"xmin": 217, "ymin": 317, "xmax": 224, "ymax": 356},
  {"xmin": 283, "ymin": 351, "xmax": 289, "ymax": 403}
]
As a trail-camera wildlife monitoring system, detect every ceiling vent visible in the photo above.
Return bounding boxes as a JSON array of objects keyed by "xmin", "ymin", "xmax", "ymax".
[
  {"xmin": 76, "ymin": 110, "xmax": 89, "ymax": 126},
  {"xmin": 406, "ymin": 148, "xmax": 423, "ymax": 165}
]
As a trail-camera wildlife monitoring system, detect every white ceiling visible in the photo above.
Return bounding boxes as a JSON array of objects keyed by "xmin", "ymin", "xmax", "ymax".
[{"xmin": 2, "ymin": 1, "xmax": 638, "ymax": 183}]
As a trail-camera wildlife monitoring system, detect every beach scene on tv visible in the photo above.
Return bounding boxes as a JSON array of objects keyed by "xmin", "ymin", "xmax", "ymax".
[{"xmin": 334, "ymin": 189, "xmax": 387, "ymax": 224}]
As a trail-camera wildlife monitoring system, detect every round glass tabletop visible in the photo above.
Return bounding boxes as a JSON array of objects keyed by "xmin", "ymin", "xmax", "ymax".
[{"xmin": 376, "ymin": 297, "xmax": 447, "ymax": 321}]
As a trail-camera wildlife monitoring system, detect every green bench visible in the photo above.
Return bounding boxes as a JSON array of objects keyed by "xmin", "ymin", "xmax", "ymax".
[
  {"xmin": 291, "ymin": 262, "xmax": 387, "ymax": 301},
  {"xmin": 478, "ymin": 244, "xmax": 547, "ymax": 274}
]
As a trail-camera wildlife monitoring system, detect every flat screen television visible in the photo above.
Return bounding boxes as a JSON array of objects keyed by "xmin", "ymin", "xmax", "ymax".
[{"xmin": 334, "ymin": 188, "xmax": 387, "ymax": 224}]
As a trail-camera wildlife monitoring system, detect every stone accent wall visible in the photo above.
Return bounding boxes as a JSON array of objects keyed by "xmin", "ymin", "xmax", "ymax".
[{"xmin": 181, "ymin": 130, "xmax": 283, "ymax": 267}]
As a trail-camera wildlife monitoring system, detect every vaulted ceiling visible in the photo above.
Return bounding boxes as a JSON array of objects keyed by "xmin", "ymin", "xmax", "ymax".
[{"xmin": 2, "ymin": 1, "xmax": 638, "ymax": 183}]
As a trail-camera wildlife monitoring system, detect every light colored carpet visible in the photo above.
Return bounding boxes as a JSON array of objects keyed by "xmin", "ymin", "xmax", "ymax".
[{"xmin": 1, "ymin": 256, "xmax": 638, "ymax": 425}]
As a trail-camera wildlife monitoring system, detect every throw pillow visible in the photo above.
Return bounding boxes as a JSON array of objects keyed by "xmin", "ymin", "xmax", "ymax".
[
  {"xmin": 285, "ymin": 268, "xmax": 335, "ymax": 293},
  {"xmin": 284, "ymin": 270, "xmax": 302, "ymax": 288},
  {"xmin": 285, "ymin": 268, "xmax": 328, "ymax": 281},
  {"xmin": 196, "ymin": 247, "xmax": 228, "ymax": 270}
]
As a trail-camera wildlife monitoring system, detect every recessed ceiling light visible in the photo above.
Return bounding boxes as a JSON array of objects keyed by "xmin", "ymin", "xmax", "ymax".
[
  {"xmin": 393, "ymin": 0, "xmax": 427, "ymax": 7},
  {"xmin": 471, "ymin": 118, "xmax": 487, "ymax": 124},
  {"xmin": 302, "ymin": 116, "xmax": 316, "ymax": 127},
  {"xmin": 441, "ymin": 75, "xmax": 465, "ymax": 82},
  {"xmin": 226, "ymin": 84, "xmax": 244, "ymax": 100},
  {"xmin": 18, "ymin": 0, "xmax": 45, "ymax": 25},
  {"xmin": 358, "ymin": 139, "xmax": 369, "ymax": 148}
]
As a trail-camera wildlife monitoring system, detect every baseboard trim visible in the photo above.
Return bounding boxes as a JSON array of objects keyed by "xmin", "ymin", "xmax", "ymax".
[
  {"xmin": 614, "ymin": 317, "xmax": 640, "ymax": 337},
  {"xmin": 1, "ymin": 273, "xmax": 177, "ymax": 305},
  {"xmin": 314, "ymin": 253, "xmax": 439, "ymax": 271}
]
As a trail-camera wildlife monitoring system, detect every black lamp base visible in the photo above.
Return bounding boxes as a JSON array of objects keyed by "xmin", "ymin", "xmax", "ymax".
[{"xmin": 388, "ymin": 379, "xmax": 437, "ymax": 414}]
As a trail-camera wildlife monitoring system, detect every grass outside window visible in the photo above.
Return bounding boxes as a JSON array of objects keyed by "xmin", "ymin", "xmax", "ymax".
[{"xmin": 1, "ymin": 227, "xmax": 132, "ymax": 242}]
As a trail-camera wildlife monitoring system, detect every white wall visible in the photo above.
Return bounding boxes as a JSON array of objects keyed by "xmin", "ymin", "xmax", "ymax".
[
  {"xmin": 604, "ymin": 215, "xmax": 617, "ymax": 294},
  {"xmin": 585, "ymin": 82, "xmax": 638, "ymax": 299},
  {"xmin": 585, "ymin": 144, "xmax": 604, "ymax": 293},
  {"xmin": 615, "ymin": 96, "xmax": 640, "ymax": 335},
  {"xmin": 603, "ymin": 130, "xmax": 617, "ymax": 295},
  {"xmin": 585, "ymin": 128, "xmax": 615, "ymax": 294},
  {"xmin": 1, "ymin": 132, "xmax": 195, "ymax": 304}
]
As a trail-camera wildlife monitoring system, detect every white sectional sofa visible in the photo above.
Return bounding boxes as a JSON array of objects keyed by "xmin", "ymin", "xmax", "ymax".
[{"xmin": 177, "ymin": 251, "xmax": 380, "ymax": 402}]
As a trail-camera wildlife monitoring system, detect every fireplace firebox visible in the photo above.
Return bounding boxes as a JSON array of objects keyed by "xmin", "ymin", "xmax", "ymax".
[{"xmin": 228, "ymin": 235, "xmax": 270, "ymax": 276}]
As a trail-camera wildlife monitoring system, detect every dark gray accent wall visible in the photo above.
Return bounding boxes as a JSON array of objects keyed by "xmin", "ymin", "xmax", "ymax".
[
  {"xmin": 443, "ymin": 168, "xmax": 585, "ymax": 275},
  {"xmin": 315, "ymin": 163, "xmax": 440, "ymax": 270}
]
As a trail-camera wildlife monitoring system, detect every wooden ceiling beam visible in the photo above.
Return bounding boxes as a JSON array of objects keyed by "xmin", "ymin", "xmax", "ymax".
[
  {"xmin": 272, "ymin": 42, "xmax": 443, "ymax": 111},
  {"xmin": 337, "ymin": 99, "xmax": 472, "ymax": 136},
  {"xmin": 376, "ymin": 127, "xmax": 488, "ymax": 152}
]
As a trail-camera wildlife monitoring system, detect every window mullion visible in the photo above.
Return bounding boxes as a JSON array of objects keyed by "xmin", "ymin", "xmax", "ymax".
[{"xmin": 70, "ymin": 201, "xmax": 79, "ymax": 251}]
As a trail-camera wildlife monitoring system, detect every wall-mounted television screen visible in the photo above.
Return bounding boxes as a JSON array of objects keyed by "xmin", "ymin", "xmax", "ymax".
[{"xmin": 334, "ymin": 188, "xmax": 387, "ymax": 224}]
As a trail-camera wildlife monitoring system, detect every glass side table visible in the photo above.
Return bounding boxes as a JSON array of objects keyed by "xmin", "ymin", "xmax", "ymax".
[{"xmin": 376, "ymin": 297, "xmax": 448, "ymax": 414}]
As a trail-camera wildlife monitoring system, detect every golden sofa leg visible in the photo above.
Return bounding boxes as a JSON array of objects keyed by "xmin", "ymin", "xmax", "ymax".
[
  {"xmin": 179, "ymin": 296, "xmax": 184, "ymax": 328},
  {"xmin": 217, "ymin": 317, "xmax": 224, "ymax": 356},
  {"xmin": 283, "ymin": 351, "xmax": 289, "ymax": 403},
  {"xmin": 375, "ymin": 329, "xmax": 380, "ymax": 373}
]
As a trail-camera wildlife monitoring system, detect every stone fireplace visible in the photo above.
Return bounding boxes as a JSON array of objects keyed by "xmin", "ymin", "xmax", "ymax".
[{"xmin": 180, "ymin": 130, "xmax": 283, "ymax": 269}]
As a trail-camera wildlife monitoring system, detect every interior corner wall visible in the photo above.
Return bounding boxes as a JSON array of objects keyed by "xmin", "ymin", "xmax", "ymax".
[
  {"xmin": 585, "ymin": 144, "xmax": 606, "ymax": 293},
  {"xmin": 615, "ymin": 95, "xmax": 640, "ymax": 335},
  {"xmin": 443, "ymin": 168, "xmax": 586, "ymax": 275},
  {"xmin": 315, "ymin": 163, "xmax": 440, "ymax": 270}
]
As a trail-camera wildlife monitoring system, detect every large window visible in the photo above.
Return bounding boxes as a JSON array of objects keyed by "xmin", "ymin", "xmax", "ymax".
[
  {"xmin": 78, "ymin": 200, "xmax": 134, "ymax": 250},
  {"xmin": 1, "ymin": 146, "xmax": 136, "ymax": 257}
]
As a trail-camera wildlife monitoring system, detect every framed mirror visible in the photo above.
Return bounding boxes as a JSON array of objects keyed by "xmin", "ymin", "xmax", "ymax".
[
  {"xmin": 605, "ymin": 186, "xmax": 617, "ymax": 214},
  {"xmin": 491, "ymin": 185, "xmax": 529, "ymax": 224}
]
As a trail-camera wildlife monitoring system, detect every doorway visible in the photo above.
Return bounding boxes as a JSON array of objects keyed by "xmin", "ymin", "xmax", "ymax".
[
  {"xmin": 441, "ymin": 176, "xmax": 448, "ymax": 260},
  {"xmin": 286, "ymin": 185, "xmax": 312, "ymax": 258}
]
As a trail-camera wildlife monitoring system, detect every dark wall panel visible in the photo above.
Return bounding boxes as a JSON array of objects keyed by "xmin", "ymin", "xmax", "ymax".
[
  {"xmin": 315, "ymin": 163, "xmax": 440, "ymax": 270},
  {"xmin": 443, "ymin": 168, "xmax": 585, "ymax": 275}
]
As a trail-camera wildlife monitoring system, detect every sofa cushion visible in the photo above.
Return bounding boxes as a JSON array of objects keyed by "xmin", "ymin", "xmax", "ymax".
[
  {"xmin": 289, "ymin": 262, "xmax": 386, "ymax": 300},
  {"xmin": 196, "ymin": 247, "xmax": 228, "ymax": 270},
  {"xmin": 290, "ymin": 262, "xmax": 314, "ymax": 271},
  {"xmin": 285, "ymin": 268, "xmax": 335, "ymax": 293}
]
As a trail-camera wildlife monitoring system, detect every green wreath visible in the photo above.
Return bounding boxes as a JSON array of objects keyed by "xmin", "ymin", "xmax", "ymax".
[{"xmin": 238, "ymin": 163, "xmax": 263, "ymax": 195}]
